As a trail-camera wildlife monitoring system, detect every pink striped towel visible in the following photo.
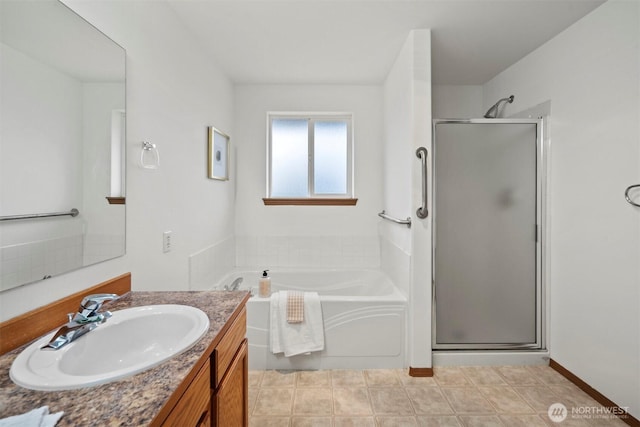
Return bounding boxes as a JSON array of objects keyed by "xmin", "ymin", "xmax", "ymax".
[{"xmin": 287, "ymin": 291, "xmax": 304, "ymax": 323}]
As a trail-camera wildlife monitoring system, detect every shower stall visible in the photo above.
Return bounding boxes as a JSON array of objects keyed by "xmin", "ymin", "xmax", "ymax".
[{"xmin": 431, "ymin": 118, "xmax": 545, "ymax": 351}]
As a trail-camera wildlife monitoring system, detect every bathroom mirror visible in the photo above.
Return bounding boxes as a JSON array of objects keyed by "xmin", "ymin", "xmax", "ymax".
[{"xmin": 0, "ymin": 0, "xmax": 126, "ymax": 291}]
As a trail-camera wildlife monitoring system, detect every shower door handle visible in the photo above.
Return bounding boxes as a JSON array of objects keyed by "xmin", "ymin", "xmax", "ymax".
[{"xmin": 416, "ymin": 147, "xmax": 428, "ymax": 218}]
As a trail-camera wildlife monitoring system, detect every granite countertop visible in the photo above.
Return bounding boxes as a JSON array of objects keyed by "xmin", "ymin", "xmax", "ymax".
[{"xmin": 0, "ymin": 290, "xmax": 249, "ymax": 426}]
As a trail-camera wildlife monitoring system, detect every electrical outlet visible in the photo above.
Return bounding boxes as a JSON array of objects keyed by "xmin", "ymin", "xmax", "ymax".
[{"xmin": 163, "ymin": 231, "xmax": 172, "ymax": 253}]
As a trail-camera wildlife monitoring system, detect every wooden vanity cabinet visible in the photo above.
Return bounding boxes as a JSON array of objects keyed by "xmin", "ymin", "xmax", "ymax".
[
  {"xmin": 162, "ymin": 360, "xmax": 211, "ymax": 427},
  {"xmin": 161, "ymin": 307, "xmax": 248, "ymax": 427},
  {"xmin": 0, "ymin": 274, "xmax": 250, "ymax": 427},
  {"xmin": 212, "ymin": 308, "xmax": 248, "ymax": 427},
  {"xmin": 213, "ymin": 339, "xmax": 248, "ymax": 427}
]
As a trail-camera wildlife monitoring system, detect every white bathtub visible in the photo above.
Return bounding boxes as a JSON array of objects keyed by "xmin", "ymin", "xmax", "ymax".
[{"xmin": 214, "ymin": 269, "xmax": 407, "ymax": 370}]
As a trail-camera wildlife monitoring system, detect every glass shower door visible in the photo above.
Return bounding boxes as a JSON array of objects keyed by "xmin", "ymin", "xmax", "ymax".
[{"xmin": 433, "ymin": 119, "xmax": 542, "ymax": 349}]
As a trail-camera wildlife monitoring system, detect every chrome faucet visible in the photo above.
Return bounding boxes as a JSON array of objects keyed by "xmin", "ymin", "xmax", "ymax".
[
  {"xmin": 41, "ymin": 293, "xmax": 119, "ymax": 350},
  {"xmin": 224, "ymin": 277, "xmax": 243, "ymax": 291}
]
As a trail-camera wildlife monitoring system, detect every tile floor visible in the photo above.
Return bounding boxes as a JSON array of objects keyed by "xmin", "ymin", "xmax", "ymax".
[{"xmin": 248, "ymin": 366, "xmax": 628, "ymax": 427}]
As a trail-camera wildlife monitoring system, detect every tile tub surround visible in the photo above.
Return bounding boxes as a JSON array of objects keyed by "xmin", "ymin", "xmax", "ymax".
[
  {"xmin": 236, "ymin": 235, "xmax": 380, "ymax": 270},
  {"xmin": 0, "ymin": 290, "xmax": 249, "ymax": 426},
  {"xmin": 248, "ymin": 367, "xmax": 629, "ymax": 426},
  {"xmin": 1, "ymin": 235, "xmax": 84, "ymax": 291}
]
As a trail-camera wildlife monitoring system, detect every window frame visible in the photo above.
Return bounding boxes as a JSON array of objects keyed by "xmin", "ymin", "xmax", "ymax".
[{"xmin": 266, "ymin": 112, "xmax": 355, "ymax": 203}]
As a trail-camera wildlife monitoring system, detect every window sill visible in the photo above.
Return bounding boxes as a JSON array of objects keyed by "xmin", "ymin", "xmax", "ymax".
[
  {"xmin": 263, "ymin": 198, "xmax": 358, "ymax": 206},
  {"xmin": 106, "ymin": 197, "xmax": 126, "ymax": 205}
]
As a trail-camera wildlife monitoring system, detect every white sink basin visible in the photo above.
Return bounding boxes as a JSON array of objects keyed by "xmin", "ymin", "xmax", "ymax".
[{"xmin": 10, "ymin": 304, "xmax": 210, "ymax": 391}]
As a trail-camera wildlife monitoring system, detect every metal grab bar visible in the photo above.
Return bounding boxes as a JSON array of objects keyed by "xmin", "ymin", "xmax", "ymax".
[
  {"xmin": 378, "ymin": 210, "xmax": 411, "ymax": 228},
  {"xmin": 625, "ymin": 184, "xmax": 640, "ymax": 207},
  {"xmin": 416, "ymin": 147, "xmax": 428, "ymax": 218},
  {"xmin": 0, "ymin": 208, "xmax": 79, "ymax": 222}
]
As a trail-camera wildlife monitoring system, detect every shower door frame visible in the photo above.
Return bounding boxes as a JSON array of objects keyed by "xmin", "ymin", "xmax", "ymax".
[{"xmin": 431, "ymin": 118, "xmax": 546, "ymax": 351}]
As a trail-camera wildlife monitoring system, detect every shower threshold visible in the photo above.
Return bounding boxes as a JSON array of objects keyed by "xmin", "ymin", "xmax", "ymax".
[{"xmin": 432, "ymin": 350, "xmax": 550, "ymax": 367}]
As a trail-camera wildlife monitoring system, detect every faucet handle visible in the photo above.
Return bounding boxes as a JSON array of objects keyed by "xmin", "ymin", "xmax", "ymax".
[{"xmin": 79, "ymin": 293, "xmax": 119, "ymax": 317}]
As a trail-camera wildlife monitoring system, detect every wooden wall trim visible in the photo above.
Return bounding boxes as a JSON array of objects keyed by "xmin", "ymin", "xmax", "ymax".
[
  {"xmin": 549, "ymin": 359, "xmax": 639, "ymax": 427},
  {"xmin": 408, "ymin": 367, "xmax": 434, "ymax": 377},
  {"xmin": 0, "ymin": 273, "xmax": 131, "ymax": 355}
]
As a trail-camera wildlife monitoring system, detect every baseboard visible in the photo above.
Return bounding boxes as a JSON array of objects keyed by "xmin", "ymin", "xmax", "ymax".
[
  {"xmin": 550, "ymin": 358, "xmax": 639, "ymax": 427},
  {"xmin": 408, "ymin": 367, "xmax": 433, "ymax": 377}
]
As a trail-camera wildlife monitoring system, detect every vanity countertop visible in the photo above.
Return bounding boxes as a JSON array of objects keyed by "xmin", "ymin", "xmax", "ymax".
[{"xmin": 0, "ymin": 290, "xmax": 250, "ymax": 426}]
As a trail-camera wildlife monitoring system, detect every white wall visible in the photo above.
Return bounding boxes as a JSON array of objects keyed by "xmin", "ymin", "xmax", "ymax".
[
  {"xmin": 432, "ymin": 85, "xmax": 483, "ymax": 119},
  {"xmin": 234, "ymin": 85, "xmax": 383, "ymax": 268},
  {"xmin": 382, "ymin": 29, "xmax": 432, "ymax": 369},
  {"xmin": 484, "ymin": 0, "xmax": 640, "ymax": 417},
  {"xmin": 0, "ymin": 1, "xmax": 234, "ymax": 321},
  {"xmin": 381, "ymin": 35, "xmax": 414, "ymax": 298}
]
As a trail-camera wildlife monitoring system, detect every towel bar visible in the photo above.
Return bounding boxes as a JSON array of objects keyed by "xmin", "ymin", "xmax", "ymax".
[
  {"xmin": 378, "ymin": 210, "xmax": 411, "ymax": 228},
  {"xmin": 0, "ymin": 208, "xmax": 79, "ymax": 222}
]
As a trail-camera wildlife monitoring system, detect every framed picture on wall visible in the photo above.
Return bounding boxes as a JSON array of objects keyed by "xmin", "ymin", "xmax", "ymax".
[{"xmin": 208, "ymin": 126, "xmax": 230, "ymax": 180}]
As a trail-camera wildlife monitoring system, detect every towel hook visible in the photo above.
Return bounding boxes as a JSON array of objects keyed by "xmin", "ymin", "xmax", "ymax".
[
  {"xmin": 140, "ymin": 141, "xmax": 160, "ymax": 169},
  {"xmin": 624, "ymin": 184, "xmax": 640, "ymax": 207}
]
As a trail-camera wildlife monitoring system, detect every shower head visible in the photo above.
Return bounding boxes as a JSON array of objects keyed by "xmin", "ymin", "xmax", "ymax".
[{"xmin": 484, "ymin": 95, "xmax": 514, "ymax": 118}]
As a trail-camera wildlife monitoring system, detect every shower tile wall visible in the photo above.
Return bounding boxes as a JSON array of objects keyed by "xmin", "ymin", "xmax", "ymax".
[{"xmin": 236, "ymin": 236, "xmax": 380, "ymax": 270}]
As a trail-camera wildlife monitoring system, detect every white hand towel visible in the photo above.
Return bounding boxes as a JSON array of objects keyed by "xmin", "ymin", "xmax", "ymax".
[
  {"xmin": 270, "ymin": 291, "xmax": 283, "ymax": 354},
  {"xmin": 0, "ymin": 406, "xmax": 63, "ymax": 427},
  {"xmin": 270, "ymin": 291, "xmax": 324, "ymax": 357}
]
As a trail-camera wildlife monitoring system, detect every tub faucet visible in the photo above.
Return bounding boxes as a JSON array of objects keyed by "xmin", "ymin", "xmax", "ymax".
[
  {"xmin": 224, "ymin": 277, "xmax": 243, "ymax": 291},
  {"xmin": 41, "ymin": 293, "xmax": 119, "ymax": 350}
]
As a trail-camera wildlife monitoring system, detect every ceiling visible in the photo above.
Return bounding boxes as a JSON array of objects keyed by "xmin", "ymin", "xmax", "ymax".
[
  {"xmin": 1, "ymin": 0, "xmax": 125, "ymax": 82},
  {"xmin": 168, "ymin": 0, "xmax": 605, "ymax": 85}
]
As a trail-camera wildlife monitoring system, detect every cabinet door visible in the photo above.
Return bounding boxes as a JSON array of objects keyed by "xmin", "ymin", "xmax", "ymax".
[
  {"xmin": 163, "ymin": 360, "xmax": 211, "ymax": 427},
  {"xmin": 214, "ymin": 339, "xmax": 248, "ymax": 427}
]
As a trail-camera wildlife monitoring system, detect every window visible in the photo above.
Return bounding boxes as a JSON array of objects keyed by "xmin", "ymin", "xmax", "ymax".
[
  {"xmin": 106, "ymin": 109, "xmax": 126, "ymax": 205},
  {"xmin": 266, "ymin": 113, "xmax": 355, "ymax": 205}
]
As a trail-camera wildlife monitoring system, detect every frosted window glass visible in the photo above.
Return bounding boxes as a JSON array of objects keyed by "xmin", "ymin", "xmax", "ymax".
[
  {"xmin": 314, "ymin": 121, "xmax": 347, "ymax": 194},
  {"xmin": 271, "ymin": 119, "xmax": 308, "ymax": 197}
]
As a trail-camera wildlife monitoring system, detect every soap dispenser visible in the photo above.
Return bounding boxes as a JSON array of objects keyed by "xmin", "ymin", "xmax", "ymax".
[{"xmin": 258, "ymin": 270, "xmax": 271, "ymax": 298}]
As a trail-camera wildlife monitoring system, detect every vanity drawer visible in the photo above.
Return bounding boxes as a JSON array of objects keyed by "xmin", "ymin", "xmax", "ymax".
[{"xmin": 212, "ymin": 308, "xmax": 246, "ymax": 387}]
